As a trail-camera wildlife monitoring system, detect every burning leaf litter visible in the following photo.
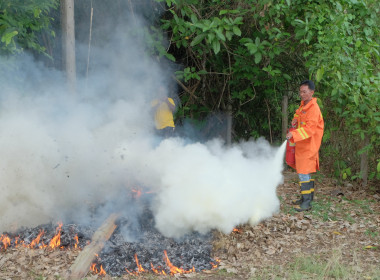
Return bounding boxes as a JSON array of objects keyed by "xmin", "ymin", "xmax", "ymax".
[{"xmin": 1, "ymin": 213, "xmax": 219, "ymax": 277}]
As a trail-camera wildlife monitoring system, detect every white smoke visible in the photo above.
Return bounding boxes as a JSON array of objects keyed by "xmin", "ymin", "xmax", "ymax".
[
  {"xmin": 0, "ymin": 13, "xmax": 286, "ymax": 238},
  {"xmin": 131, "ymin": 138, "xmax": 285, "ymax": 238}
]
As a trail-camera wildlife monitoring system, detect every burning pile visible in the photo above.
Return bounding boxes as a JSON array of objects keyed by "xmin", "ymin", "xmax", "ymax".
[
  {"xmin": 96, "ymin": 218, "xmax": 216, "ymax": 276},
  {"xmin": 1, "ymin": 211, "xmax": 218, "ymax": 277},
  {"xmin": 0, "ymin": 223, "xmax": 90, "ymax": 251}
]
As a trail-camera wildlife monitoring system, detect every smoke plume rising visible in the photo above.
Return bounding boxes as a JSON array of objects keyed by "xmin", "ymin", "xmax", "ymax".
[{"xmin": 0, "ymin": 8, "xmax": 286, "ymax": 239}]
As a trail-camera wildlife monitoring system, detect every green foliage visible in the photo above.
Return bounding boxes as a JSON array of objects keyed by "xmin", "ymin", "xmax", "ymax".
[
  {"xmin": 153, "ymin": 0, "xmax": 380, "ymax": 184},
  {"xmin": 0, "ymin": 0, "xmax": 58, "ymax": 56}
]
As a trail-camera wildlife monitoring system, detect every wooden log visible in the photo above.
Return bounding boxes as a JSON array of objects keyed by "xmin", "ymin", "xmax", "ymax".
[{"xmin": 65, "ymin": 213, "xmax": 119, "ymax": 279}]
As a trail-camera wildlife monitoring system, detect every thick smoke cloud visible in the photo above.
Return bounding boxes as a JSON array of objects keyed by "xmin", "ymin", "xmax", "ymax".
[{"xmin": 0, "ymin": 8, "xmax": 285, "ymax": 238}]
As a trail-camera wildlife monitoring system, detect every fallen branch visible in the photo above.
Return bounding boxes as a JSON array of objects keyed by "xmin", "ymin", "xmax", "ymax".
[{"xmin": 65, "ymin": 213, "xmax": 119, "ymax": 279}]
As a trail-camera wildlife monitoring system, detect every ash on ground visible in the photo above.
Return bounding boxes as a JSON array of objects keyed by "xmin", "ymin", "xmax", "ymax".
[{"xmin": 99, "ymin": 211, "xmax": 215, "ymax": 276}]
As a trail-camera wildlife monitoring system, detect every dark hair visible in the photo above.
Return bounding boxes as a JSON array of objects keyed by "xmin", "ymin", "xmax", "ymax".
[{"xmin": 300, "ymin": 80, "xmax": 315, "ymax": 91}]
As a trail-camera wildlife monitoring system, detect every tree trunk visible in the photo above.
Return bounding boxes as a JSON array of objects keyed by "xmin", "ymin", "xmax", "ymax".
[
  {"xmin": 360, "ymin": 134, "xmax": 369, "ymax": 187},
  {"xmin": 61, "ymin": 0, "xmax": 76, "ymax": 94},
  {"xmin": 282, "ymin": 93, "xmax": 289, "ymax": 141}
]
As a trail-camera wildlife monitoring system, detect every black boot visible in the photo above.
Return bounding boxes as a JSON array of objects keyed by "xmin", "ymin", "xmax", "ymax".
[
  {"xmin": 294, "ymin": 181, "xmax": 312, "ymax": 212},
  {"xmin": 292, "ymin": 197, "xmax": 303, "ymax": 205},
  {"xmin": 310, "ymin": 179, "xmax": 315, "ymax": 203},
  {"xmin": 292, "ymin": 182, "xmax": 303, "ymax": 205}
]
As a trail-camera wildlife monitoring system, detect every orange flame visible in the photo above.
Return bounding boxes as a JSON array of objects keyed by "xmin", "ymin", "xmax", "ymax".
[
  {"xmin": 134, "ymin": 254, "xmax": 146, "ymax": 273},
  {"xmin": 49, "ymin": 223, "xmax": 62, "ymax": 249},
  {"xmin": 91, "ymin": 263, "xmax": 106, "ymax": 276},
  {"xmin": 90, "ymin": 254, "xmax": 107, "ymax": 276},
  {"xmin": 163, "ymin": 250, "xmax": 195, "ymax": 275},
  {"xmin": 210, "ymin": 257, "xmax": 221, "ymax": 269},
  {"xmin": 131, "ymin": 189, "xmax": 142, "ymax": 198},
  {"xmin": 98, "ymin": 265, "xmax": 106, "ymax": 276},
  {"xmin": 0, "ymin": 234, "xmax": 11, "ymax": 250},
  {"xmin": 150, "ymin": 263, "xmax": 167, "ymax": 275},
  {"xmin": 73, "ymin": 234, "xmax": 79, "ymax": 249},
  {"xmin": 29, "ymin": 230, "xmax": 45, "ymax": 248},
  {"xmin": 126, "ymin": 254, "xmax": 146, "ymax": 275},
  {"xmin": 232, "ymin": 228, "xmax": 242, "ymax": 233}
]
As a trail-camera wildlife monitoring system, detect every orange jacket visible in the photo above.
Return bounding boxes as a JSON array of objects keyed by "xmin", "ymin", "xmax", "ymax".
[{"xmin": 290, "ymin": 98, "xmax": 324, "ymax": 174}]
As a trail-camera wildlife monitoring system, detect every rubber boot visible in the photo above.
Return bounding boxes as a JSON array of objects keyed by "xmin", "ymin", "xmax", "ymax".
[
  {"xmin": 294, "ymin": 181, "xmax": 312, "ymax": 212},
  {"xmin": 292, "ymin": 182, "xmax": 303, "ymax": 205},
  {"xmin": 292, "ymin": 180, "xmax": 308, "ymax": 205},
  {"xmin": 310, "ymin": 179, "xmax": 315, "ymax": 203},
  {"xmin": 292, "ymin": 197, "xmax": 303, "ymax": 205}
]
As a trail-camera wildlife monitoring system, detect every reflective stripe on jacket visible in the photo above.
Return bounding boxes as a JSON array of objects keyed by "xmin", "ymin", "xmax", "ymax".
[{"xmin": 291, "ymin": 97, "xmax": 324, "ymax": 174}]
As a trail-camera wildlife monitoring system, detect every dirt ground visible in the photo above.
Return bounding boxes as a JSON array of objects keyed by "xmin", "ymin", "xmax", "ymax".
[{"xmin": 1, "ymin": 170, "xmax": 379, "ymax": 279}]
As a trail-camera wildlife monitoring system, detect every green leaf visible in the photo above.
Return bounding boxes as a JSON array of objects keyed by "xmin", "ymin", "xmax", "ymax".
[
  {"xmin": 212, "ymin": 40, "xmax": 220, "ymax": 54},
  {"xmin": 254, "ymin": 52, "xmax": 262, "ymax": 64},
  {"xmin": 376, "ymin": 126, "xmax": 380, "ymax": 134},
  {"xmin": 245, "ymin": 43, "xmax": 257, "ymax": 54},
  {"xmin": 355, "ymin": 40, "xmax": 362, "ymax": 48},
  {"xmin": 165, "ymin": 53, "xmax": 176, "ymax": 62},
  {"xmin": 190, "ymin": 33, "xmax": 206, "ymax": 47},
  {"xmin": 353, "ymin": 94, "xmax": 359, "ymax": 105},
  {"xmin": 225, "ymin": 31, "xmax": 233, "ymax": 41},
  {"xmin": 316, "ymin": 66, "xmax": 324, "ymax": 82},
  {"xmin": 232, "ymin": 26, "xmax": 241, "ymax": 36},
  {"xmin": 1, "ymin": 30, "xmax": 18, "ymax": 45},
  {"xmin": 377, "ymin": 161, "xmax": 380, "ymax": 173},
  {"xmin": 336, "ymin": 71, "xmax": 342, "ymax": 81},
  {"xmin": 255, "ymin": 37, "xmax": 260, "ymax": 46},
  {"xmin": 190, "ymin": 13, "xmax": 198, "ymax": 24},
  {"xmin": 215, "ymin": 29, "xmax": 226, "ymax": 41}
]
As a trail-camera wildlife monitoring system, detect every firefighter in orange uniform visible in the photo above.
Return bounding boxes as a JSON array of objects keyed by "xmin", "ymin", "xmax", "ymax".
[{"xmin": 286, "ymin": 80, "xmax": 324, "ymax": 211}]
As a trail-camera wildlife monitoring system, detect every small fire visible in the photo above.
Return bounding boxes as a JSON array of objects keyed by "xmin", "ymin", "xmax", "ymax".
[
  {"xmin": 232, "ymin": 227, "xmax": 243, "ymax": 233},
  {"xmin": 91, "ymin": 263, "xmax": 106, "ymax": 276},
  {"xmin": 73, "ymin": 234, "xmax": 79, "ymax": 249},
  {"xmin": 29, "ymin": 230, "xmax": 45, "ymax": 248},
  {"xmin": 125, "ymin": 254, "xmax": 146, "ymax": 275},
  {"xmin": 131, "ymin": 188, "xmax": 142, "ymax": 198},
  {"xmin": 91, "ymin": 254, "xmax": 107, "ymax": 276},
  {"xmin": 125, "ymin": 250, "xmax": 196, "ymax": 276},
  {"xmin": 0, "ymin": 222, "xmax": 81, "ymax": 251},
  {"xmin": 150, "ymin": 263, "xmax": 167, "ymax": 275},
  {"xmin": 49, "ymin": 223, "xmax": 63, "ymax": 249},
  {"xmin": 131, "ymin": 187, "xmax": 155, "ymax": 199},
  {"xmin": 0, "ymin": 234, "xmax": 11, "ymax": 250},
  {"xmin": 163, "ymin": 250, "xmax": 195, "ymax": 274},
  {"xmin": 210, "ymin": 257, "xmax": 221, "ymax": 269}
]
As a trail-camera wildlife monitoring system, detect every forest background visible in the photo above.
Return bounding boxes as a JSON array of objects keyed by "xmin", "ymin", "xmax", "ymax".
[{"xmin": 0, "ymin": 0, "xmax": 379, "ymax": 189}]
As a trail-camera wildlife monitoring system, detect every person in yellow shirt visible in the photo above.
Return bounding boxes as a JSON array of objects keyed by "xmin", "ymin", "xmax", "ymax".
[{"xmin": 151, "ymin": 89, "xmax": 176, "ymax": 137}]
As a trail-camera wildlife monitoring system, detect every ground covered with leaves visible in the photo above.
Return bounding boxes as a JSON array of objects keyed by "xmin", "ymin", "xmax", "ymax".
[{"xmin": 1, "ymin": 170, "xmax": 379, "ymax": 279}]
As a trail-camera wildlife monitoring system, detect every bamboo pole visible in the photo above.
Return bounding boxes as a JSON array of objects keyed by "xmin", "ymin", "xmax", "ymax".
[
  {"xmin": 85, "ymin": 1, "xmax": 93, "ymax": 85},
  {"xmin": 65, "ymin": 213, "xmax": 119, "ymax": 279}
]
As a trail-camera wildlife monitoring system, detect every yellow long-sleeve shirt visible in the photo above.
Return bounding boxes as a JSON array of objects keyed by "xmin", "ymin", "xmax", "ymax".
[{"xmin": 151, "ymin": 98, "xmax": 175, "ymax": 129}]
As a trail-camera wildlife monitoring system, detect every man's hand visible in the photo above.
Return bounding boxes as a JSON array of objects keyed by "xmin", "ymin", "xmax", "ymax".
[{"xmin": 286, "ymin": 131, "xmax": 293, "ymax": 140}]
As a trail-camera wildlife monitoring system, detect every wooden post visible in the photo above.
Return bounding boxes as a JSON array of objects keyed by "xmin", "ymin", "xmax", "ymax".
[
  {"xmin": 65, "ymin": 213, "xmax": 119, "ymax": 279},
  {"xmin": 360, "ymin": 134, "xmax": 369, "ymax": 187},
  {"xmin": 282, "ymin": 93, "xmax": 289, "ymax": 141},
  {"xmin": 61, "ymin": 0, "xmax": 76, "ymax": 94}
]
